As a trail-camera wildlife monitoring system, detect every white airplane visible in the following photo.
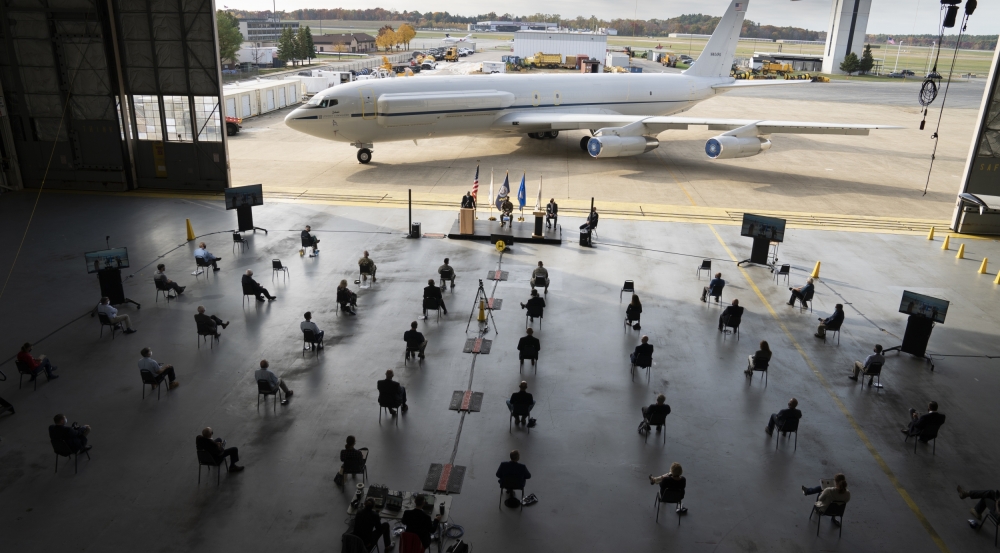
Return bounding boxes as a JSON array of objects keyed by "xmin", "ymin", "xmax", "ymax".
[
  {"xmin": 442, "ymin": 34, "xmax": 473, "ymax": 43},
  {"xmin": 285, "ymin": 0, "xmax": 899, "ymax": 164}
]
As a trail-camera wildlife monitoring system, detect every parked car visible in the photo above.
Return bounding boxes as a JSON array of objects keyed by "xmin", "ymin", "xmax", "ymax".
[{"xmin": 421, "ymin": 60, "xmax": 438, "ymax": 70}]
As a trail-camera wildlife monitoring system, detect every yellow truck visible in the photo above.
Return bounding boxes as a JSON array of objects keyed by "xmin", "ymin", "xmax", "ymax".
[
  {"xmin": 444, "ymin": 47, "xmax": 459, "ymax": 62},
  {"xmin": 526, "ymin": 52, "xmax": 561, "ymax": 68}
]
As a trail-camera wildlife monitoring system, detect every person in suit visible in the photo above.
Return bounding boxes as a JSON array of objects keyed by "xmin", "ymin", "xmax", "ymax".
[
  {"xmin": 138, "ymin": 347, "xmax": 179, "ymax": 390},
  {"xmin": 17, "ymin": 342, "xmax": 58, "ymax": 381},
  {"xmin": 815, "ymin": 303, "xmax": 844, "ymax": 339},
  {"xmin": 496, "ymin": 450, "xmax": 531, "ymax": 494},
  {"xmin": 788, "ymin": 278, "xmax": 815, "ymax": 307},
  {"xmin": 902, "ymin": 401, "xmax": 945, "ymax": 440},
  {"xmin": 765, "ymin": 398, "xmax": 802, "ymax": 436},
  {"xmin": 421, "ymin": 279, "xmax": 447, "ymax": 319},
  {"xmin": 641, "ymin": 394, "xmax": 671, "ymax": 430},
  {"xmin": 358, "ymin": 251, "xmax": 377, "ymax": 283},
  {"xmin": 649, "ymin": 462, "xmax": 688, "ymax": 514},
  {"xmin": 461, "ymin": 191, "xmax": 476, "ymax": 209},
  {"xmin": 745, "ymin": 340, "xmax": 772, "ymax": 377},
  {"xmin": 340, "ymin": 435, "xmax": 365, "ymax": 476},
  {"xmin": 530, "ymin": 261, "xmax": 549, "ymax": 292},
  {"xmin": 719, "ymin": 299, "xmax": 744, "ymax": 332},
  {"xmin": 438, "ymin": 258, "xmax": 456, "ymax": 289},
  {"xmin": 242, "ymin": 270, "xmax": 276, "ymax": 302},
  {"xmin": 626, "ymin": 294, "xmax": 642, "ymax": 330},
  {"xmin": 517, "ymin": 328, "xmax": 540, "ymax": 369},
  {"xmin": 354, "ymin": 498, "xmax": 393, "ymax": 551},
  {"xmin": 802, "ymin": 473, "xmax": 850, "ymax": 514},
  {"xmin": 49, "ymin": 414, "xmax": 90, "ymax": 453},
  {"xmin": 377, "ymin": 369, "xmax": 407, "ymax": 415},
  {"xmin": 301, "ymin": 225, "xmax": 320, "ymax": 256},
  {"xmin": 194, "ymin": 242, "xmax": 221, "ymax": 270},
  {"xmin": 194, "ymin": 306, "xmax": 229, "ymax": 338},
  {"xmin": 545, "ymin": 198, "xmax": 558, "ymax": 228},
  {"xmin": 506, "ymin": 381, "xmax": 534, "ymax": 425},
  {"xmin": 957, "ymin": 486, "xmax": 1000, "ymax": 528},
  {"xmin": 520, "ymin": 289, "xmax": 545, "ymax": 322},
  {"xmin": 196, "ymin": 427, "xmax": 243, "ymax": 472},
  {"xmin": 153, "ymin": 264, "xmax": 185, "ymax": 295},
  {"xmin": 404, "ymin": 321, "xmax": 427, "ymax": 359},
  {"xmin": 579, "ymin": 206, "xmax": 599, "ymax": 230},
  {"xmin": 701, "ymin": 273, "xmax": 725, "ymax": 302},
  {"xmin": 400, "ymin": 495, "xmax": 441, "ymax": 550},
  {"xmin": 849, "ymin": 344, "xmax": 885, "ymax": 382},
  {"xmin": 337, "ymin": 280, "xmax": 357, "ymax": 315},
  {"xmin": 631, "ymin": 335, "xmax": 653, "ymax": 366}
]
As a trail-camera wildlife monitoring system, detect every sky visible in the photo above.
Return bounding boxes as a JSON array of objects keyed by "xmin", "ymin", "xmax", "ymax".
[{"xmin": 224, "ymin": 0, "xmax": 999, "ymax": 35}]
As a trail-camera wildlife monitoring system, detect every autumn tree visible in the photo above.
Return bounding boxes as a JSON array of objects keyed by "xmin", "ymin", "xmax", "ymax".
[
  {"xmin": 397, "ymin": 23, "xmax": 416, "ymax": 49},
  {"xmin": 216, "ymin": 10, "xmax": 243, "ymax": 65}
]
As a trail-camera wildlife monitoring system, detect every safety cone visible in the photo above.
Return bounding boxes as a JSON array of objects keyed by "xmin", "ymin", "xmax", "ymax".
[
  {"xmin": 979, "ymin": 257, "xmax": 988, "ymax": 274},
  {"xmin": 994, "ymin": 271, "xmax": 1000, "ymax": 285},
  {"xmin": 810, "ymin": 261, "xmax": 821, "ymax": 279},
  {"xmin": 956, "ymin": 244, "xmax": 965, "ymax": 259},
  {"xmin": 927, "ymin": 226, "xmax": 935, "ymax": 240},
  {"xmin": 185, "ymin": 219, "xmax": 196, "ymax": 241},
  {"xmin": 477, "ymin": 299, "xmax": 487, "ymax": 322},
  {"xmin": 941, "ymin": 235, "xmax": 950, "ymax": 250}
]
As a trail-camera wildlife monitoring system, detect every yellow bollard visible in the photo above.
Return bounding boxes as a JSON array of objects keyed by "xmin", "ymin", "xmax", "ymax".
[
  {"xmin": 810, "ymin": 261, "xmax": 821, "ymax": 279},
  {"xmin": 956, "ymin": 244, "xmax": 965, "ymax": 259},
  {"xmin": 477, "ymin": 299, "xmax": 487, "ymax": 322},
  {"xmin": 927, "ymin": 226, "xmax": 935, "ymax": 240},
  {"xmin": 979, "ymin": 257, "xmax": 988, "ymax": 274},
  {"xmin": 941, "ymin": 235, "xmax": 950, "ymax": 250},
  {"xmin": 185, "ymin": 218, "xmax": 196, "ymax": 241},
  {"xmin": 995, "ymin": 271, "xmax": 1000, "ymax": 285}
]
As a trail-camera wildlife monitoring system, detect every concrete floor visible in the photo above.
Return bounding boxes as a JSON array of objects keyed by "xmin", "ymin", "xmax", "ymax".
[{"xmin": 2, "ymin": 192, "xmax": 1000, "ymax": 552}]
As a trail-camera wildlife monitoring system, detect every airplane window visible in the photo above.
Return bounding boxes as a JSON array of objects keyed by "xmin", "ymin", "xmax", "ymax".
[{"xmin": 328, "ymin": 99, "xmax": 338, "ymax": 106}]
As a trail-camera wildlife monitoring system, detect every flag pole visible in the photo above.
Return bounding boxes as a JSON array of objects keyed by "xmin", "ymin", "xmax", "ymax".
[{"xmin": 488, "ymin": 168, "xmax": 495, "ymax": 221}]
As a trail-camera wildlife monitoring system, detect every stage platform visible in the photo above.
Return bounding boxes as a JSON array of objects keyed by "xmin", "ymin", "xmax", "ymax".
[{"xmin": 447, "ymin": 217, "xmax": 564, "ymax": 245}]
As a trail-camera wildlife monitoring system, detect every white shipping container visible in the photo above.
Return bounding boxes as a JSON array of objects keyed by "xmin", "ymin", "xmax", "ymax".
[
  {"xmin": 236, "ymin": 46, "xmax": 278, "ymax": 66},
  {"xmin": 512, "ymin": 31, "xmax": 607, "ymax": 64},
  {"xmin": 222, "ymin": 78, "xmax": 304, "ymax": 118},
  {"xmin": 606, "ymin": 53, "xmax": 629, "ymax": 68},
  {"xmin": 482, "ymin": 61, "xmax": 506, "ymax": 73}
]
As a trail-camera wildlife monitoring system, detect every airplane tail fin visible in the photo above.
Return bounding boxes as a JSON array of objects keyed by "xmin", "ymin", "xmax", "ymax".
[{"xmin": 685, "ymin": 0, "xmax": 747, "ymax": 78}]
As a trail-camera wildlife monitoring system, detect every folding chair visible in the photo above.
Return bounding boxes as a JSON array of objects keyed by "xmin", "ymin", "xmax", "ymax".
[
  {"xmin": 194, "ymin": 256, "xmax": 213, "ymax": 279},
  {"xmin": 422, "ymin": 298, "xmax": 442, "ymax": 322},
  {"xmin": 359, "ymin": 268, "xmax": 375, "ymax": 288},
  {"xmin": 773, "ymin": 264, "xmax": 790, "ymax": 285},
  {"xmin": 140, "ymin": 369, "xmax": 162, "ymax": 400},
  {"xmin": 774, "ymin": 418, "xmax": 799, "ymax": 451},
  {"xmin": 232, "ymin": 232, "xmax": 248, "ymax": 253},
  {"xmin": 525, "ymin": 307, "xmax": 543, "ymax": 330},
  {"xmin": 631, "ymin": 355, "xmax": 652, "ymax": 384},
  {"xmin": 620, "ymin": 280, "xmax": 634, "ymax": 302},
  {"xmin": 860, "ymin": 361, "xmax": 883, "ymax": 390},
  {"xmin": 197, "ymin": 328, "xmax": 216, "ymax": 349},
  {"xmin": 197, "ymin": 449, "xmax": 228, "ymax": 486},
  {"xmin": 722, "ymin": 314, "xmax": 741, "ymax": 341},
  {"xmin": 378, "ymin": 401, "xmax": 399, "ymax": 426},
  {"xmin": 343, "ymin": 447, "xmax": 369, "ymax": 483},
  {"xmin": 904, "ymin": 423, "xmax": 942, "ymax": 455},
  {"xmin": 257, "ymin": 379, "xmax": 280, "ymax": 413},
  {"xmin": 15, "ymin": 360, "xmax": 37, "ymax": 391},
  {"xmin": 655, "ymin": 489, "xmax": 685, "ymax": 524},
  {"xmin": 696, "ymin": 259, "xmax": 711, "ymax": 279},
  {"xmin": 272, "ymin": 259, "xmax": 289, "ymax": 281},
  {"xmin": 799, "ymin": 288, "xmax": 814, "ymax": 312},
  {"xmin": 823, "ymin": 325, "xmax": 841, "ymax": 345},
  {"xmin": 708, "ymin": 283, "xmax": 725, "ymax": 304},
  {"xmin": 154, "ymin": 279, "xmax": 175, "ymax": 302},
  {"xmin": 498, "ymin": 476, "xmax": 525, "ymax": 511},
  {"xmin": 302, "ymin": 329, "xmax": 321, "ymax": 355},
  {"xmin": 640, "ymin": 409, "xmax": 668, "ymax": 444},
  {"xmin": 98, "ymin": 313, "xmax": 122, "ymax": 339},
  {"xmin": 508, "ymin": 401, "xmax": 535, "ymax": 433},
  {"xmin": 810, "ymin": 501, "xmax": 846, "ymax": 537},
  {"xmin": 748, "ymin": 357, "xmax": 768, "ymax": 386},
  {"xmin": 52, "ymin": 439, "xmax": 90, "ymax": 474}
]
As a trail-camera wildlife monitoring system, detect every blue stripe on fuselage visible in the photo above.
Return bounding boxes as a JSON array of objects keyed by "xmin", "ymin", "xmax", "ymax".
[{"xmin": 348, "ymin": 99, "xmax": 687, "ymax": 118}]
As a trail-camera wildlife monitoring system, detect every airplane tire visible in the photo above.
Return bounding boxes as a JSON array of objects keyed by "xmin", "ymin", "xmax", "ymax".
[
  {"xmin": 548, "ymin": 131, "xmax": 559, "ymax": 139},
  {"xmin": 580, "ymin": 136, "xmax": 590, "ymax": 151},
  {"xmin": 527, "ymin": 132, "xmax": 539, "ymax": 139},
  {"xmin": 357, "ymin": 148, "xmax": 372, "ymax": 164}
]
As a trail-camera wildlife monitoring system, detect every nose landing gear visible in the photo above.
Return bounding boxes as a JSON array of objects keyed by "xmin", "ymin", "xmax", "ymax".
[{"xmin": 352, "ymin": 142, "xmax": 374, "ymax": 164}]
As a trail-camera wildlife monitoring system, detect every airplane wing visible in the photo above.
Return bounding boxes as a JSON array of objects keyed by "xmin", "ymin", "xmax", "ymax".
[{"xmin": 711, "ymin": 80, "xmax": 813, "ymax": 90}]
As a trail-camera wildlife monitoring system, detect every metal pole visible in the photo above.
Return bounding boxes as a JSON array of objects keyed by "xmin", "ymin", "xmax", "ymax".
[
  {"xmin": 893, "ymin": 41, "xmax": 903, "ymax": 73},
  {"xmin": 408, "ymin": 188, "xmax": 412, "ymax": 236}
]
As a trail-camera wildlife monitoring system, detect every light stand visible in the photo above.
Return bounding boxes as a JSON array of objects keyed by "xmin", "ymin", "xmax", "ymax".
[{"xmin": 466, "ymin": 278, "xmax": 499, "ymax": 334}]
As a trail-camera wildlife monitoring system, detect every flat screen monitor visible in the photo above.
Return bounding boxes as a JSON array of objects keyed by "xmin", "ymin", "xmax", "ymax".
[
  {"xmin": 899, "ymin": 290, "xmax": 949, "ymax": 324},
  {"xmin": 740, "ymin": 213, "xmax": 786, "ymax": 243},
  {"xmin": 225, "ymin": 184, "xmax": 264, "ymax": 210},
  {"xmin": 85, "ymin": 247, "xmax": 129, "ymax": 274}
]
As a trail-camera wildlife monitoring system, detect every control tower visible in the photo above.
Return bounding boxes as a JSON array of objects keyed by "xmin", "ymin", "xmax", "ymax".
[{"xmin": 822, "ymin": 0, "xmax": 873, "ymax": 74}]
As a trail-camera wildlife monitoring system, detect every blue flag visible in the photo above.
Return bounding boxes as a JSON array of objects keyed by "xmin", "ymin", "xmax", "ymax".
[
  {"xmin": 517, "ymin": 173, "xmax": 526, "ymax": 209},
  {"xmin": 496, "ymin": 172, "xmax": 510, "ymax": 210}
]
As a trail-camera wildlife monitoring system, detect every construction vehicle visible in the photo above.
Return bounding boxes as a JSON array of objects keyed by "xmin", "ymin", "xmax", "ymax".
[
  {"xmin": 526, "ymin": 52, "xmax": 561, "ymax": 68},
  {"xmin": 225, "ymin": 116, "xmax": 242, "ymax": 136},
  {"xmin": 759, "ymin": 61, "xmax": 793, "ymax": 76},
  {"xmin": 444, "ymin": 46, "xmax": 459, "ymax": 62}
]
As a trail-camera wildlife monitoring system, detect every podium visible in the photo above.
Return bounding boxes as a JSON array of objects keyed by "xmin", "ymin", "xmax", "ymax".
[
  {"xmin": 459, "ymin": 208, "xmax": 475, "ymax": 234},
  {"xmin": 531, "ymin": 211, "xmax": 545, "ymax": 238}
]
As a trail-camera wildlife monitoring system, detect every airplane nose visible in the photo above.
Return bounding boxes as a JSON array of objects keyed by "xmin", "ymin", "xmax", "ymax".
[{"xmin": 284, "ymin": 109, "xmax": 304, "ymax": 128}]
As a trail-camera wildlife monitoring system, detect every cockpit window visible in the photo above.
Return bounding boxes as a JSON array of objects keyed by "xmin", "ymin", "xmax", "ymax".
[{"xmin": 304, "ymin": 97, "xmax": 338, "ymax": 108}]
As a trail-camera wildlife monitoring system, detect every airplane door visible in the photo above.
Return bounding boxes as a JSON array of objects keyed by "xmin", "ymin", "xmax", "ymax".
[
  {"xmin": 532, "ymin": 91, "xmax": 540, "ymax": 107},
  {"xmin": 554, "ymin": 91, "xmax": 561, "ymax": 106},
  {"xmin": 360, "ymin": 88, "xmax": 376, "ymax": 119}
]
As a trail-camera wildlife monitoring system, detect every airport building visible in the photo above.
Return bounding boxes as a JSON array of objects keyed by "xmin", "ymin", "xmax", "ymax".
[
  {"xmin": 512, "ymin": 31, "xmax": 608, "ymax": 63},
  {"xmin": 238, "ymin": 17, "xmax": 300, "ymax": 44},
  {"xmin": 312, "ymin": 33, "xmax": 377, "ymax": 53},
  {"xmin": 470, "ymin": 20, "xmax": 558, "ymax": 32}
]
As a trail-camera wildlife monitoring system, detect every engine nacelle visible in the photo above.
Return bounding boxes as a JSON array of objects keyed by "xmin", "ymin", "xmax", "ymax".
[
  {"xmin": 587, "ymin": 136, "xmax": 659, "ymax": 158},
  {"xmin": 705, "ymin": 136, "xmax": 772, "ymax": 159}
]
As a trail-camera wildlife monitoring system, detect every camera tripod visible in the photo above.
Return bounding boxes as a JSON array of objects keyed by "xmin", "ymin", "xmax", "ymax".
[{"xmin": 466, "ymin": 278, "xmax": 499, "ymax": 335}]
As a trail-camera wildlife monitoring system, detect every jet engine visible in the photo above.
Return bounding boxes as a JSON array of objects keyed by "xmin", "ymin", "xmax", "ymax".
[
  {"xmin": 586, "ymin": 136, "xmax": 659, "ymax": 158},
  {"xmin": 704, "ymin": 136, "xmax": 772, "ymax": 159}
]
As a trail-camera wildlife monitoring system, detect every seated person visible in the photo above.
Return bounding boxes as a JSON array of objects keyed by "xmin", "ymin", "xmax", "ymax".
[
  {"xmin": 194, "ymin": 306, "xmax": 229, "ymax": 338},
  {"xmin": 438, "ymin": 258, "xmax": 455, "ymax": 289},
  {"xmin": 520, "ymin": 289, "xmax": 545, "ymax": 321},
  {"xmin": 421, "ymin": 279, "xmax": 447, "ymax": 319},
  {"xmin": 517, "ymin": 328, "xmax": 540, "ymax": 368},
  {"xmin": 196, "ymin": 427, "xmax": 243, "ymax": 472},
  {"xmin": 301, "ymin": 225, "xmax": 320, "ymax": 256},
  {"xmin": 194, "ymin": 242, "xmax": 221, "ymax": 270},
  {"xmin": 719, "ymin": 299, "xmax": 744, "ymax": 332},
  {"xmin": 765, "ymin": 397, "xmax": 802, "ymax": 436},
  {"xmin": 631, "ymin": 335, "xmax": 654, "ymax": 366},
  {"xmin": 579, "ymin": 206, "xmax": 599, "ymax": 231},
  {"xmin": 138, "ymin": 347, "xmax": 179, "ymax": 389},
  {"xmin": 340, "ymin": 435, "xmax": 365, "ymax": 475},
  {"xmin": 404, "ymin": 321, "xmax": 427, "ymax": 359},
  {"xmin": 641, "ymin": 394, "xmax": 671, "ymax": 430},
  {"xmin": 496, "ymin": 449, "xmax": 531, "ymax": 493},
  {"xmin": 745, "ymin": 340, "xmax": 772, "ymax": 376},
  {"xmin": 500, "ymin": 196, "xmax": 514, "ymax": 226},
  {"xmin": 354, "ymin": 498, "xmax": 392, "ymax": 551},
  {"xmin": 242, "ymin": 270, "xmax": 276, "ymax": 302},
  {"xmin": 461, "ymin": 191, "xmax": 476, "ymax": 209},
  {"xmin": 97, "ymin": 296, "xmax": 137, "ymax": 334},
  {"xmin": 802, "ymin": 473, "xmax": 850, "ymax": 515},
  {"xmin": 336, "ymin": 280, "xmax": 357, "ymax": 315},
  {"xmin": 815, "ymin": 303, "xmax": 844, "ymax": 339},
  {"xmin": 255, "ymin": 359, "xmax": 292, "ymax": 401},
  {"xmin": 153, "ymin": 264, "xmax": 185, "ymax": 295},
  {"xmin": 377, "ymin": 369, "xmax": 407, "ymax": 414},
  {"xmin": 849, "ymin": 344, "xmax": 884, "ymax": 382},
  {"xmin": 957, "ymin": 486, "xmax": 1000, "ymax": 528},
  {"xmin": 902, "ymin": 401, "xmax": 945, "ymax": 439},
  {"xmin": 545, "ymin": 198, "xmax": 558, "ymax": 228},
  {"xmin": 17, "ymin": 342, "xmax": 58, "ymax": 381},
  {"xmin": 49, "ymin": 413, "xmax": 90, "ymax": 453},
  {"xmin": 401, "ymin": 495, "xmax": 441, "ymax": 550},
  {"xmin": 300, "ymin": 311, "xmax": 324, "ymax": 348},
  {"xmin": 626, "ymin": 294, "xmax": 642, "ymax": 330},
  {"xmin": 649, "ymin": 462, "xmax": 687, "ymax": 513},
  {"xmin": 506, "ymin": 381, "xmax": 535, "ymax": 425},
  {"xmin": 788, "ymin": 278, "xmax": 815, "ymax": 307},
  {"xmin": 700, "ymin": 273, "xmax": 724, "ymax": 302},
  {"xmin": 530, "ymin": 261, "xmax": 549, "ymax": 292},
  {"xmin": 358, "ymin": 251, "xmax": 377, "ymax": 283}
]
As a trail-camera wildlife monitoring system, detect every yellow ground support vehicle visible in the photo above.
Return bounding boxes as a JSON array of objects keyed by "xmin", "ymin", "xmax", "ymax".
[
  {"xmin": 526, "ymin": 52, "xmax": 561, "ymax": 68},
  {"xmin": 444, "ymin": 47, "xmax": 459, "ymax": 62}
]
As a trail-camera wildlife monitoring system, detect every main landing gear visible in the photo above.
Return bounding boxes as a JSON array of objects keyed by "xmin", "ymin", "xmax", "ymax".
[
  {"xmin": 527, "ymin": 131, "xmax": 559, "ymax": 139},
  {"xmin": 353, "ymin": 142, "xmax": 374, "ymax": 164}
]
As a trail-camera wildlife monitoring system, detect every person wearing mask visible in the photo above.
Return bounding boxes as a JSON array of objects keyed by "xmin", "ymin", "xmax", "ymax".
[
  {"xmin": 377, "ymin": 369, "xmax": 407, "ymax": 415},
  {"xmin": 802, "ymin": 473, "xmax": 850, "ymax": 515},
  {"xmin": 641, "ymin": 394, "xmax": 671, "ymax": 431},
  {"xmin": 337, "ymin": 280, "xmax": 357, "ymax": 315},
  {"xmin": 16, "ymin": 342, "xmax": 58, "ymax": 381},
  {"xmin": 461, "ymin": 191, "xmax": 476, "ymax": 209},
  {"xmin": 300, "ymin": 311, "xmax": 324, "ymax": 348},
  {"xmin": 438, "ymin": 258, "xmax": 455, "ymax": 289},
  {"xmin": 579, "ymin": 206, "xmax": 599, "ymax": 231},
  {"xmin": 138, "ymin": 347, "xmax": 179, "ymax": 390},
  {"xmin": 545, "ymin": 198, "xmax": 558, "ymax": 228},
  {"xmin": 507, "ymin": 381, "xmax": 534, "ymax": 425},
  {"xmin": 196, "ymin": 427, "xmax": 243, "ymax": 472},
  {"xmin": 500, "ymin": 196, "xmax": 514, "ymax": 228},
  {"xmin": 358, "ymin": 251, "xmax": 377, "ymax": 284},
  {"xmin": 517, "ymin": 328, "xmax": 540, "ymax": 369},
  {"xmin": 719, "ymin": 299, "xmax": 744, "ymax": 332},
  {"xmin": 649, "ymin": 462, "xmax": 688, "ymax": 514},
  {"xmin": 496, "ymin": 450, "xmax": 532, "ymax": 495},
  {"xmin": 520, "ymin": 289, "xmax": 545, "ymax": 323},
  {"xmin": 745, "ymin": 340, "xmax": 772, "ymax": 377},
  {"xmin": 631, "ymin": 335, "xmax": 654, "ymax": 366},
  {"xmin": 153, "ymin": 264, "xmax": 185, "ymax": 295},
  {"xmin": 301, "ymin": 225, "xmax": 320, "ymax": 256},
  {"xmin": 97, "ymin": 297, "xmax": 137, "ymax": 334},
  {"xmin": 404, "ymin": 321, "xmax": 427, "ymax": 360},
  {"xmin": 902, "ymin": 401, "xmax": 946, "ymax": 439},
  {"xmin": 242, "ymin": 270, "xmax": 276, "ymax": 302},
  {"xmin": 765, "ymin": 398, "xmax": 802, "ymax": 436},
  {"xmin": 400, "ymin": 495, "xmax": 441, "ymax": 550},
  {"xmin": 48, "ymin": 414, "xmax": 90, "ymax": 453},
  {"xmin": 700, "ymin": 273, "xmax": 725, "ymax": 302},
  {"xmin": 255, "ymin": 360, "xmax": 292, "ymax": 403},
  {"xmin": 531, "ymin": 261, "xmax": 549, "ymax": 293},
  {"xmin": 354, "ymin": 498, "xmax": 393, "ymax": 551},
  {"xmin": 193, "ymin": 242, "xmax": 221, "ymax": 271},
  {"xmin": 626, "ymin": 294, "xmax": 642, "ymax": 330},
  {"xmin": 194, "ymin": 306, "xmax": 229, "ymax": 339},
  {"xmin": 816, "ymin": 304, "xmax": 844, "ymax": 339},
  {"xmin": 788, "ymin": 278, "xmax": 815, "ymax": 307},
  {"xmin": 421, "ymin": 279, "xmax": 447, "ymax": 319},
  {"xmin": 849, "ymin": 344, "xmax": 885, "ymax": 383}
]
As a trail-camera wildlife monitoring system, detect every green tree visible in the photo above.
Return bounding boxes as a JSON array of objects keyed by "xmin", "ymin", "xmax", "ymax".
[
  {"xmin": 277, "ymin": 26, "xmax": 298, "ymax": 66},
  {"xmin": 858, "ymin": 44, "xmax": 874, "ymax": 74},
  {"xmin": 216, "ymin": 10, "xmax": 243, "ymax": 65},
  {"xmin": 297, "ymin": 26, "xmax": 315, "ymax": 64},
  {"xmin": 839, "ymin": 52, "xmax": 860, "ymax": 75}
]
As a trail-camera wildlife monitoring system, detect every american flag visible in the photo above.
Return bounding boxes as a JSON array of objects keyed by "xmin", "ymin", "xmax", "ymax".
[
  {"xmin": 472, "ymin": 164, "xmax": 479, "ymax": 200},
  {"xmin": 887, "ymin": 37, "xmax": 895, "ymax": 45}
]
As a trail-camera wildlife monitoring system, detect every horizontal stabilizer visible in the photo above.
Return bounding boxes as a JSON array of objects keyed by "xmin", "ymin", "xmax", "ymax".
[{"xmin": 712, "ymin": 80, "xmax": 814, "ymax": 90}]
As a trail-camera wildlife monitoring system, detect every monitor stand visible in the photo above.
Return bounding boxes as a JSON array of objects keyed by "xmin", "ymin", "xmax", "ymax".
[
  {"xmin": 738, "ymin": 236, "xmax": 772, "ymax": 268},
  {"xmin": 236, "ymin": 205, "xmax": 267, "ymax": 234},
  {"xmin": 95, "ymin": 268, "xmax": 140, "ymax": 309},
  {"xmin": 883, "ymin": 315, "xmax": 935, "ymax": 371}
]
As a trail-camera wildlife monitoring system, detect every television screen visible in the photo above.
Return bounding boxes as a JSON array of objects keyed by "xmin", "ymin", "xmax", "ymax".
[
  {"xmin": 225, "ymin": 184, "xmax": 264, "ymax": 210},
  {"xmin": 85, "ymin": 247, "xmax": 129, "ymax": 274},
  {"xmin": 899, "ymin": 290, "xmax": 949, "ymax": 324},
  {"xmin": 740, "ymin": 213, "xmax": 786, "ymax": 243}
]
